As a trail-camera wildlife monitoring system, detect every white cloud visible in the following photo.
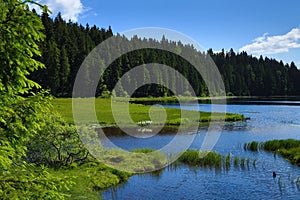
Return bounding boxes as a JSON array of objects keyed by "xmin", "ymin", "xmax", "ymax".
[
  {"xmin": 30, "ymin": 0, "xmax": 84, "ymax": 22},
  {"xmin": 240, "ymin": 28, "xmax": 300, "ymax": 54}
]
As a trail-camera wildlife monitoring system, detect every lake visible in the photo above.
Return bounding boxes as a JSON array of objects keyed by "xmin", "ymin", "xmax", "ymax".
[{"xmin": 101, "ymin": 99, "xmax": 300, "ymax": 199}]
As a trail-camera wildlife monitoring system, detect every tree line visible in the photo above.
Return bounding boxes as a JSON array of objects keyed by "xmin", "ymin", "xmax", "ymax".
[{"xmin": 31, "ymin": 13, "xmax": 300, "ymax": 97}]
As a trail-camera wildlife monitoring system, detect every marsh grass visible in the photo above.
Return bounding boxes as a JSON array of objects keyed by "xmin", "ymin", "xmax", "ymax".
[
  {"xmin": 245, "ymin": 139, "xmax": 300, "ymax": 166},
  {"xmin": 244, "ymin": 141, "xmax": 262, "ymax": 151},
  {"xmin": 225, "ymin": 153, "xmax": 231, "ymax": 170},
  {"xmin": 175, "ymin": 150, "xmax": 255, "ymax": 171},
  {"xmin": 240, "ymin": 158, "xmax": 246, "ymax": 168},
  {"xmin": 177, "ymin": 150, "xmax": 222, "ymax": 168},
  {"xmin": 233, "ymin": 157, "xmax": 240, "ymax": 167}
]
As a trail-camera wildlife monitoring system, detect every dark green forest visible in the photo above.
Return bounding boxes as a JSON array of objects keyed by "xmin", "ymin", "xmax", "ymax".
[{"xmin": 31, "ymin": 13, "xmax": 300, "ymax": 97}]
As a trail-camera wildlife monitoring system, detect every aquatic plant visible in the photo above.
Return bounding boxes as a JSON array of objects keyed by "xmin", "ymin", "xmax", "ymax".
[
  {"xmin": 233, "ymin": 157, "xmax": 240, "ymax": 167},
  {"xmin": 263, "ymin": 139, "xmax": 300, "ymax": 151},
  {"xmin": 252, "ymin": 159, "xmax": 257, "ymax": 167},
  {"xmin": 225, "ymin": 153, "xmax": 231, "ymax": 170},
  {"xmin": 246, "ymin": 158, "xmax": 250, "ymax": 168},
  {"xmin": 246, "ymin": 139, "xmax": 300, "ymax": 166},
  {"xmin": 240, "ymin": 158, "xmax": 246, "ymax": 168},
  {"xmin": 177, "ymin": 150, "xmax": 222, "ymax": 168},
  {"xmin": 244, "ymin": 141, "xmax": 262, "ymax": 151}
]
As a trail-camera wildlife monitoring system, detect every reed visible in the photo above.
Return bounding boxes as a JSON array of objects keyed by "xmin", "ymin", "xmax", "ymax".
[
  {"xmin": 225, "ymin": 153, "xmax": 231, "ymax": 169},
  {"xmin": 244, "ymin": 141, "xmax": 262, "ymax": 151},
  {"xmin": 177, "ymin": 150, "xmax": 222, "ymax": 168},
  {"xmin": 240, "ymin": 158, "xmax": 246, "ymax": 168},
  {"xmin": 245, "ymin": 139, "xmax": 300, "ymax": 166},
  {"xmin": 263, "ymin": 139, "xmax": 300, "ymax": 151},
  {"xmin": 233, "ymin": 157, "xmax": 240, "ymax": 167}
]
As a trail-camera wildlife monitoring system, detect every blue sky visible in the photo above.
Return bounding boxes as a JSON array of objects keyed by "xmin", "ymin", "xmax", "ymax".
[{"xmin": 35, "ymin": 0, "xmax": 300, "ymax": 66}]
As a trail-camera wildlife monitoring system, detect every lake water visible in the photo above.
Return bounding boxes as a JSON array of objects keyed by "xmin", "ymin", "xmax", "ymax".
[{"xmin": 101, "ymin": 100, "xmax": 300, "ymax": 199}]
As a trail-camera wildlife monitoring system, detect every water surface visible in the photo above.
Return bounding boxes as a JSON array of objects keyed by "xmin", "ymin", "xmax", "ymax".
[{"xmin": 102, "ymin": 100, "xmax": 300, "ymax": 199}]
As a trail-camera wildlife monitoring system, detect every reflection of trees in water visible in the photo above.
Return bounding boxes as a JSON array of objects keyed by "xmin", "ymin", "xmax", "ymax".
[{"xmin": 223, "ymin": 121, "xmax": 251, "ymax": 131}]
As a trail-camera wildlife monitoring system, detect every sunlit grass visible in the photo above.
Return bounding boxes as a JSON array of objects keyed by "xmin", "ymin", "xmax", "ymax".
[
  {"xmin": 49, "ymin": 162, "xmax": 131, "ymax": 200},
  {"xmin": 53, "ymin": 98, "xmax": 244, "ymax": 126}
]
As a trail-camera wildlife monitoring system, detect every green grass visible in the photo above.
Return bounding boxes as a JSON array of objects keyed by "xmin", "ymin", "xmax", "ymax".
[
  {"xmin": 129, "ymin": 96, "xmax": 239, "ymax": 104},
  {"xmin": 245, "ymin": 139, "xmax": 300, "ymax": 166},
  {"xmin": 53, "ymin": 98, "xmax": 244, "ymax": 127},
  {"xmin": 49, "ymin": 162, "xmax": 131, "ymax": 200},
  {"xmin": 175, "ymin": 150, "xmax": 255, "ymax": 170},
  {"xmin": 48, "ymin": 147, "xmax": 166, "ymax": 199},
  {"xmin": 176, "ymin": 150, "xmax": 222, "ymax": 168}
]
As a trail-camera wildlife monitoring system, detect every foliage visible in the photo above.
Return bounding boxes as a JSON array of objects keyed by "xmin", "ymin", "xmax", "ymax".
[
  {"xmin": 26, "ymin": 113, "xmax": 90, "ymax": 168},
  {"xmin": 0, "ymin": 93, "xmax": 51, "ymax": 170},
  {"xmin": 0, "ymin": 163, "xmax": 72, "ymax": 200},
  {"xmin": 0, "ymin": 1, "xmax": 73, "ymax": 199},
  {"xmin": 30, "ymin": 12, "xmax": 113, "ymax": 97},
  {"xmin": 0, "ymin": 0, "xmax": 46, "ymax": 95},
  {"xmin": 29, "ymin": 13, "xmax": 300, "ymax": 97},
  {"xmin": 49, "ymin": 162, "xmax": 131, "ymax": 200}
]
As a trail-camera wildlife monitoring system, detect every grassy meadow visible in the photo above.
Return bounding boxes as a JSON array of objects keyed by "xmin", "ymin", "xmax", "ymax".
[{"xmin": 53, "ymin": 98, "xmax": 244, "ymax": 127}]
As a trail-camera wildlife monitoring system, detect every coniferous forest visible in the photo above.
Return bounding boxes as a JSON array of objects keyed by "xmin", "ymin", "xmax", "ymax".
[{"xmin": 31, "ymin": 12, "xmax": 300, "ymax": 97}]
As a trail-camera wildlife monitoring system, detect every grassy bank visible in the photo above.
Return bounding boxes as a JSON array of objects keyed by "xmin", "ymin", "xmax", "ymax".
[
  {"xmin": 48, "ymin": 147, "xmax": 166, "ymax": 199},
  {"xmin": 53, "ymin": 98, "xmax": 244, "ymax": 126},
  {"xmin": 244, "ymin": 139, "xmax": 300, "ymax": 166},
  {"xmin": 49, "ymin": 162, "xmax": 131, "ymax": 200}
]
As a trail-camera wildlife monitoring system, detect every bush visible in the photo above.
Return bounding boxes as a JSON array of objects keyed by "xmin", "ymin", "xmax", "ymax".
[{"xmin": 27, "ymin": 113, "xmax": 90, "ymax": 168}]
